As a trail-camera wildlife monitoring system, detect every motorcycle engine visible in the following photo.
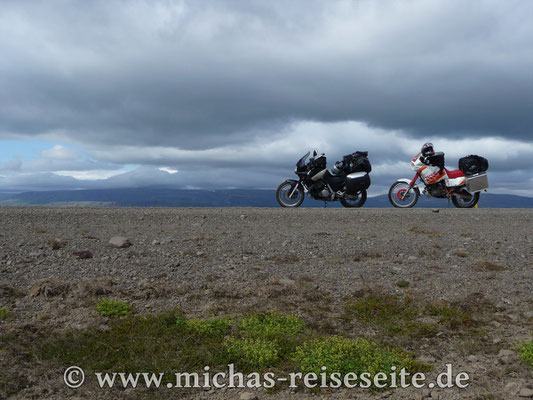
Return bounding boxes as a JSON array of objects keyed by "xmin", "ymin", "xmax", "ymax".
[
  {"xmin": 425, "ymin": 182, "xmax": 447, "ymax": 198},
  {"xmin": 310, "ymin": 183, "xmax": 331, "ymax": 199}
]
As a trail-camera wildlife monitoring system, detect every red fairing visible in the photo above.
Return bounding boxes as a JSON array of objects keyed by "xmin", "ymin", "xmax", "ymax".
[{"xmin": 445, "ymin": 168, "xmax": 465, "ymax": 179}]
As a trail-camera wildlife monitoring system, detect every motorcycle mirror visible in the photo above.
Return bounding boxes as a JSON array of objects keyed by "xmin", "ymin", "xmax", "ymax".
[{"xmin": 313, "ymin": 150, "xmax": 317, "ymax": 156}]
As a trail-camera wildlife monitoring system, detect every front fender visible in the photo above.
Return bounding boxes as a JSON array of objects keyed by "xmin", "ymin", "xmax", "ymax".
[
  {"xmin": 284, "ymin": 179, "xmax": 304, "ymax": 195},
  {"xmin": 396, "ymin": 179, "xmax": 420, "ymax": 193}
]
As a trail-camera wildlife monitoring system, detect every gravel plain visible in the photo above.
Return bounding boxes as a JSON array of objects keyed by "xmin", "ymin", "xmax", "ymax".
[{"xmin": 1, "ymin": 207, "xmax": 533, "ymax": 399}]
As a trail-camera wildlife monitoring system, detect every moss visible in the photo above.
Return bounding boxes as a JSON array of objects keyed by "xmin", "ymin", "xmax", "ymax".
[
  {"xmin": 95, "ymin": 298, "xmax": 132, "ymax": 318},
  {"xmin": 395, "ymin": 280, "xmax": 410, "ymax": 289},
  {"xmin": 0, "ymin": 306, "xmax": 10, "ymax": 321},
  {"xmin": 238, "ymin": 311, "xmax": 305, "ymax": 339},
  {"xmin": 292, "ymin": 336, "xmax": 427, "ymax": 387},
  {"xmin": 514, "ymin": 341, "xmax": 533, "ymax": 368},
  {"xmin": 225, "ymin": 337, "xmax": 279, "ymax": 369},
  {"xmin": 176, "ymin": 316, "xmax": 233, "ymax": 336}
]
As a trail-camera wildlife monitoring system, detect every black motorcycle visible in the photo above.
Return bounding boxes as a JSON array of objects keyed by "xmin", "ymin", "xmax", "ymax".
[{"xmin": 276, "ymin": 150, "xmax": 372, "ymax": 208}]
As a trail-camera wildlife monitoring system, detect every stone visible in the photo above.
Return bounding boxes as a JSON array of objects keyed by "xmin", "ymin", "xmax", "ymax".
[
  {"xmin": 239, "ymin": 393, "xmax": 258, "ymax": 400},
  {"xmin": 109, "ymin": 236, "xmax": 132, "ymax": 248},
  {"xmin": 499, "ymin": 349, "xmax": 514, "ymax": 357},
  {"xmin": 432, "ymin": 209, "xmax": 440, "ymax": 213},
  {"xmin": 519, "ymin": 388, "xmax": 533, "ymax": 398},
  {"xmin": 73, "ymin": 250, "xmax": 93, "ymax": 259}
]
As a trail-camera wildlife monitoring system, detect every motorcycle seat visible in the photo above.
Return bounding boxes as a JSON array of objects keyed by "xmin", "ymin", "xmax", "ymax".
[{"xmin": 445, "ymin": 168, "xmax": 465, "ymax": 179}]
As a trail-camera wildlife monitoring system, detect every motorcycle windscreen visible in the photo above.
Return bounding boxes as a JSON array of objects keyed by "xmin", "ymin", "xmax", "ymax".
[
  {"xmin": 345, "ymin": 173, "xmax": 371, "ymax": 195},
  {"xmin": 296, "ymin": 151, "xmax": 310, "ymax": 171}
]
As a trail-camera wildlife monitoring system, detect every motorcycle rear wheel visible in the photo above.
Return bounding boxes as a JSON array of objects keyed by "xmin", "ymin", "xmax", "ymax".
[
  {"xmin": 276, "ymin": 181, "xmax": 304, "ymax": 208},
  {"xmin": 340, "ymin": 190, "xmax": 367, "ymax": 208},
  {"xmin": 452, "ymin": 190, "xmax": 480, "ymax": 208}
]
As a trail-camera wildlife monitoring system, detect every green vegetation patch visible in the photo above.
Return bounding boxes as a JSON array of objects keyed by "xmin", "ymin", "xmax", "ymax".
[
  {"xmin": 292, "ymin": 336, "xmax": 426, "ymax": 387},
  {"xmin": 225, "ymin": 337, "xmax": 279, "ymax": 368},
  {"xmin": 515, "ymin": 341, "xmax": 533, "ymax": 368},
  {"xmin": 95, "ymin": 298, "xmax": 132, "ymax": 318},
  {"xmin": 343, "ymin": 292, "xmax": 435, "ymax": 338},
  {"xmin": 425, "ymin": 303, "xmax": 473, "ymax": 330},
  {"xmin": 0, "ymin": 306, "xmax": 11, "ymax": 321},
  {"xmin": 238, "ymin": 311, "xmax": 305, "ymax": 339},
  {"xmin": 176, "ymin": 316, "xmax": 233, "ymax": 337}
]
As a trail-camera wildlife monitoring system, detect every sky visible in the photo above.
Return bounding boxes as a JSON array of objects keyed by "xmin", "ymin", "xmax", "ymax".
[{"xmin": 1, "ymin": 0, "xmax": 532, "ymax": 196}]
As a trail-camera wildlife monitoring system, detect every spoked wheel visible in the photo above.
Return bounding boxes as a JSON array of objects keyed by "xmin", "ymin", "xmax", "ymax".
[
  {"xmin": 340, "ymin": 190, "xmax": 367, "ymax": 208},
  {"xmin": 452, "ymin": 190, "xmax": 480, "ymax": 208},
  {"xmin": 276, "ymin": 181, "xmax": 304, "ymax": 208},
  {"xmin": 388, "ymin": 181, "xmax": 419, "ymax": 208}
]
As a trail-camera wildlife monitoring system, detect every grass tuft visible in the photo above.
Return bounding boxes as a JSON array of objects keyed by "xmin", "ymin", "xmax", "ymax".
[
  {"xmin": 225, "ymin": 337, "xmax": 279, "ymax": 368},
  {"xmin": 95, "ymin": 298, "xmax": 132, "ymax": 318},
  {"xmin": 238, "ymin": 311, "xmax": 305, "ymax": 339}
]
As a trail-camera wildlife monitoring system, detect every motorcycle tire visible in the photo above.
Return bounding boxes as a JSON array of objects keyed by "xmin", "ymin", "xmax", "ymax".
[
  {"xmin": 452, "ymin": 191, "xmax": 480, "ymax": 208},
  {"xmin": 340, "ymin": 190, "xmax": 367, "ymax": 208},
  {"xmin": 388, "ymin": 181, "xmax": 419, "ymax": 208},
  {"xmin": 276, "ymin": 181, "xmax": 305, "ymax": 208}
]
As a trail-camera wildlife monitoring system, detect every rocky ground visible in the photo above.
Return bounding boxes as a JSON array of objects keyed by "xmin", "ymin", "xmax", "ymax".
[{"xmin": 1, "ymin": 207, "xmax": 532, "ymax": 399}]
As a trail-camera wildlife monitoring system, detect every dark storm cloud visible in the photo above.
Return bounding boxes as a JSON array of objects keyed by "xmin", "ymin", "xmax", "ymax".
[{"xmin": 1, "ymin": 0, "xmax": 533, "ymax": 151}]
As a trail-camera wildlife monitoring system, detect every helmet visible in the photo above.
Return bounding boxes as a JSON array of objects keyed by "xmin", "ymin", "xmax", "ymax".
[
  {"xmin": 421, "ymin": 142, "xmax": 435, "ymax": 157},
  {"xmin": 331, "ymin": 161, "xmax": 344, "ymax": 175}
]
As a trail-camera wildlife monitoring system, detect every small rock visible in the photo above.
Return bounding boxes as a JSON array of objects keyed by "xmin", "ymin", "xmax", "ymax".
[
  {"xmin": 498, "ymin": 349, "xmax": 514, "ymax": 357},
  {"xmin": 240, "ymin": 215, "xmax": 247, "ymax": 220},
  {"xmin": 493, "ymin": 338, "xmax": 502, "ymax": 344},
  {"xmin": 73, "ymin": 250, "xmax": 93, "ymax": 259},
  {"xmin": 504, "ymin": 381, "xmax": 521, "ymax": 394},
  {"xmin": 239, "ymin": 393, "xmax": 258, "ymax": 400},
  {"xmin": 152, "ymin": 240, "xmax": 160, "ymax": 245},
  {"xmin": 467, "ymin": 355, "xmax": 478, "ymax": 362},
  {"xmin": 432, "ymin": 209, "xmax": 440, "ymax": 213},
  {"xmin": 279, "ymin": 278, "xmax": 296, "ymax": 286},
  {"xmin": 109, "ymin": 236, "xmax": 132, "ymax": 248},
  {"xmin": 519, "ymin": 388, "xmax": 533, "ymax": 398}
]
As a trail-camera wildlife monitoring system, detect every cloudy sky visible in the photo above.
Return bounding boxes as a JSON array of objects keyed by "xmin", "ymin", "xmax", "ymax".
[{"xmin": 1, "ymin": 0, "xmax": 532, "ymax": 196}]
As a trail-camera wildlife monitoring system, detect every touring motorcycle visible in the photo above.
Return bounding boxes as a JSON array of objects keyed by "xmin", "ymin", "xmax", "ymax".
[
  {"xmin": 388, "ymin": 147, "xmax": 489, "ymax": 208},
  {"xmin": 276, "ymin": 150, "xmax": 371, "ymax": 208}
]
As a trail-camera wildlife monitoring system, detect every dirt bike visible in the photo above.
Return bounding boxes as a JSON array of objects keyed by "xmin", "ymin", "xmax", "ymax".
[
  {"xmin": 389, "ymin": 152, "xmax": 489, "ymax": 208},
  {"xmin": 276, "ymin": 150, "xmax": 371, "ymax": 208}
]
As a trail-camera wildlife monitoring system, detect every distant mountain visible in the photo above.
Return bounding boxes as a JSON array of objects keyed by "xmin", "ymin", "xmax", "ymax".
[{"xmin": 1, "ymin": 188, "xmax": 533, "ymax": 207}]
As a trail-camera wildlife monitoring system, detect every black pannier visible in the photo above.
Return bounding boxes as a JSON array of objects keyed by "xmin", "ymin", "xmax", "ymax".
[
  {"xmin": 428, "ymin": 152, "xmax": 445, "ymax": 171},
  {"xmin": 459, "ymin": 155, "xmax": 489, "ymax": 175},
  {"xmin": 346, "ymin": 172, "xmax": 371, "ymax": 195},
  {"xmin": 342, "ymin": 151, "xmax": 372, "ymax": 174}
]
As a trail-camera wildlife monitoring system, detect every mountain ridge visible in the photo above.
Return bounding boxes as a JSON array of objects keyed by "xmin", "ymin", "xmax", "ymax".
[{"xmin": 1, "ymin": 188, "xmax": 533, "ymax": 208}]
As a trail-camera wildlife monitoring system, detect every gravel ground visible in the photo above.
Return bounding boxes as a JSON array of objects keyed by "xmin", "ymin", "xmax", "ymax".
[{"xmin": 1, "ymin": 207, "xmax": 533, "ymax": 399}]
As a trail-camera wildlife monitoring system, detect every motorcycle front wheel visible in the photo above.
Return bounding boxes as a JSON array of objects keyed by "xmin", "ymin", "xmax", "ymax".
[
  {"xmin": 340, "ymin": 190, "xmax": 367, "ymax": 208},
  {"xmin": 276, "ymin": 181, "xmax": 304, "ymax": 208},
  {"xmin": 388, "ymin": 181, "xmax": 419, "ymax": 208},
  {"xmin": 452, "ymin": 190, "xmax": 480, "ymax": 208}
]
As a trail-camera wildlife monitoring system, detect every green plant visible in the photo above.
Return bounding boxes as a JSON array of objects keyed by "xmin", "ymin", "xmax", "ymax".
[
  {"xmin": 514, "ymin": 341, "xmax": 533, "ymax": 368},
  {"xmin": 0, "ymin": 307, "xmax": 10, "ymax": 321},
  {"xmin": 238, "ymin": 311, "xmax": 305, "ymax": 339},
  {"xmin": 225, "ymin": 337, "xmax": 279, "ymax": 368},
  {"xmin": 176, "ymin": 316, "xmax": 233, "ymax": 337},
  {"xmin": 292, "ymin": 336, "xmax": 424, "ymax": 386},
  {"xmin": 396, "ymin": 280, "xmax": 410, "ymax": 289},
  {"xmin": 426, "ymin": 303, "xmax": 473, "ymax": 329},
  {"xmin": 95, "ymin": 298, "xmax": 132, "ymax": 318}
]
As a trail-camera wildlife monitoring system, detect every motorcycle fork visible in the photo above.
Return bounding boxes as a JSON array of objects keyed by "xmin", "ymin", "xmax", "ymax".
[{"xmin": 401, "ymin": 174, "xmax": 419, "ymax": 200}]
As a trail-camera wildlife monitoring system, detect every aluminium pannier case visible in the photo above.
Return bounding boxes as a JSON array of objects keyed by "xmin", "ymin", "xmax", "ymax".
[{"xmin": 466, "ymin": 173, "xmax": 489, "ymax": 193}]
